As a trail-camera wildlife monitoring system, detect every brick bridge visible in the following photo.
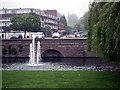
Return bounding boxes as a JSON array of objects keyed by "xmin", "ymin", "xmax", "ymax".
[{"xmin": 2, "ymin": 38, "xmax": 97, "ymax": 58}]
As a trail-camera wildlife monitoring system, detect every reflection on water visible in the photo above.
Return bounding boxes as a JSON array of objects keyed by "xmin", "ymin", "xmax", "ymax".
[{"xmin": 2, "ymin": 57, "xmax": 119, "ymax": 71}]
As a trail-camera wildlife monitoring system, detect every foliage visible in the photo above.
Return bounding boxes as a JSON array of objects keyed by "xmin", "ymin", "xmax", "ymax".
[
  {"xmin": 10, "ymin": 12, "xmax": 41, "ymax": 36},
  {"xmin": 10, "ymin": 15, "xmax": 24, "ymax": 31},
  {"xmin": 64, "ymin": 26, "xmax": 73, "ymax": 34},
  {"xmin": 8, "ymin": 45, "xmax": 17, "ymax": 55},
  {"xmin": 60, "ymin": 15, "xmax": 67, "ymax": 28},
  {"xmin": 8, "ymin": 45, "xmax": 12, "ymax": 55},
  {"xmin": 2, "ymin": 48, "xmax": 7, "ymax": 55},
  {"xmin": 3, "ymin": 45, "xmax": 24, "ymax": 55},
  {"xmin": 76, "ymin": 11, "xmax": 89, "ymax": 31},
  {"xmin": 67, "ymin": 13, "xmax": 78, "ymax": 26},
  {"xmin": 45, "ymin": 26, "xmax": 51, "ymax": 31},
  {"xmin": 67, "ymin": 23, "xmax": 75, "ymax": 28},
  {"xmin": 59, "ymin": 14, "xmax": 73, "ymax": 33},
  {"xmin": 17, "ymin": 45, "xmax": 23, "ymax": 54},
  {"xmin": 11, "ymin": 48, "xmax": 17, "ymax": 55},
  {"xmin": 87, "ymin": 2, "xmax": 120, "ymax": 65},
  {"xmin": 43, "ymin": 26, "xmax": 52, "ymax": 37}
]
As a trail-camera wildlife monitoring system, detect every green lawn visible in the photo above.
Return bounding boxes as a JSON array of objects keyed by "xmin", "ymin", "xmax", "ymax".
[{"xmin": 2, "ymin": 71, "xmax": 120, "ymax": 88}]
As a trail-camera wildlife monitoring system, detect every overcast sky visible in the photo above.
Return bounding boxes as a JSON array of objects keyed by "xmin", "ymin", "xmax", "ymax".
[{"xmin": 1, "ymin": 0, "xmax": 93, "ymax": 19}]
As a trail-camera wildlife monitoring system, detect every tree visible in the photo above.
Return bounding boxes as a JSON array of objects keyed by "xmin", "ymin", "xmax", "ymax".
[
  {"xmin": 10, "ymin": 12, "xmax": 41, "ymax": 37},
  {"xmin": 67, "ymin": 13, "xmax": 78, "ymax": 27},
  {"xmin": 64, "ymin": 26, "xmax": 73, "ymax": 34},
  {"xmin": 60, "ymin": 15, "xmax": 67, "ymax": 28},
  {"xmin": 77, "ymin": 11, "xmax": 89, "ymax": 30},
  {"xmin": 44, "ymin": 26, "xmax": 51, "ymax": 37},
  {"xmin": 74, "ymin": 24, "xmax": 81, "ymax": 32},
  {"xmin": 10, "ymin": 15, "xmax": 24, "ymax": 31},
  {"xmin": 87, "ymin": 2, "xmax": 120, "ymax": 66}
]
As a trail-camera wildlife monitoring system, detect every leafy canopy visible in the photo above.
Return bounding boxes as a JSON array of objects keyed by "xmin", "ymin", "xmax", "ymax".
[{"xmin": 10, "ymin": 12, "xmax": 41, "ymax": 32}]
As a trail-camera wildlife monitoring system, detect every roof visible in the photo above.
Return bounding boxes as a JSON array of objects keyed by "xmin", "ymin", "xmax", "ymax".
[{"xmin": 43, "ymin": 10, "xmax": 57, "ymax": 16}]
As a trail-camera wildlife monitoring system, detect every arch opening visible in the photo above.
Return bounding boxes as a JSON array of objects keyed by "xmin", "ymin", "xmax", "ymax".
[{"xmin": 41, "ymin": 49, "xmax": 63, "ymax": 62}]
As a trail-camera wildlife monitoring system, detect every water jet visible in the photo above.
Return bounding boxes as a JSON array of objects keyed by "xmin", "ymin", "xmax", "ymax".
[{"xmin": 28, "ymin": 33, "xmax": 43, "ymax": 66}]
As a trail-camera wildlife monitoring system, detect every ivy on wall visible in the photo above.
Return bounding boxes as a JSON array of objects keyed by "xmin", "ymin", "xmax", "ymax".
[
  {"xmin": 2, "ymin": 48, "xmax": 7, "ymax": 55},
  {"xmin": 2, "ymin": 44, "xmax": 23, "ymax": 55},
  {"xmin": 17, "ymin": 45, "xmax": 23, "ymax": 54}
]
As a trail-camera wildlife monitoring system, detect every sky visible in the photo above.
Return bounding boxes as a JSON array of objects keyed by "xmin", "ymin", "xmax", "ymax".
[{"xmin": 0, "ymin": 0, "xmax": 93, "ymax": 19}]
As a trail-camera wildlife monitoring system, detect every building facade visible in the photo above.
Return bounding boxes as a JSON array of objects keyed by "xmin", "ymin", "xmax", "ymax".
[{"xmin": 0, "ymin": 8, "xmax": 64, "ymax": 33}]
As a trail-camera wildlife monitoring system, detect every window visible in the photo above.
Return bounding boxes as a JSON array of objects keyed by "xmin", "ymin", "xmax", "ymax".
[
  {"xmin": 31, "ymin": 9, "xmax": 33, "ymax": 12},
  {"xmin": 17, "ymin": 9, "xmax": 30, "ymax": 13},
  {"xmin": 0, "ymin": 10, "xmax": 3, "ymax": 14},
  {"xmin": 41, "ymin": 22, "xmax": 45, "ymax": 27},
  {"xmin": 3, "ymin": 10, "xmax": 12, "ymax": 14},
  {"xmin": 0, "ymin": 23, "xmax": 2, "ymax": 26},
  {"xmin": 4, "ymin": 10, "xmax": 7, "ymax": 14},
  {"xmin": 42, "ymin": 18, "xmax": 44, "ymax": 21}
]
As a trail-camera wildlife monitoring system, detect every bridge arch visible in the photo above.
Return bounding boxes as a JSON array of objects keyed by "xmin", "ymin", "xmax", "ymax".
[
  {"xmin": 42, "ymin": 49, "xmax": 63, "ymax": 57},
  {"xmin": 41, "ymin": 49, "xmax": 63, "ymax": 62}
]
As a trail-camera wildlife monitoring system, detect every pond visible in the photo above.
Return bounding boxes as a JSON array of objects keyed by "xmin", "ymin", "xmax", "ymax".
[{"xmin": 2, "ymin": 57, "xmax": 119, "ymax": 71}]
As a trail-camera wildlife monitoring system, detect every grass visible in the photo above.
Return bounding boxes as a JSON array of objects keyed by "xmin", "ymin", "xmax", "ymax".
[{"xmin": 2, "ymin": 71, "xmax": 120, "ymax": 88}]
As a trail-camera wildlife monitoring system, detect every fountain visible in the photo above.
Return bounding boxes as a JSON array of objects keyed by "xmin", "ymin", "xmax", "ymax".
[
  {"xmin": 2, "ymin": 33, "xmax": 118, "ymax": 71},
  {"xmin": 28, "ymin": 34, "xmax": 43, "ymax": 66},
  {"xmin": 37, "ymin": 41, "xmax": 42, "ymax": 65}
]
